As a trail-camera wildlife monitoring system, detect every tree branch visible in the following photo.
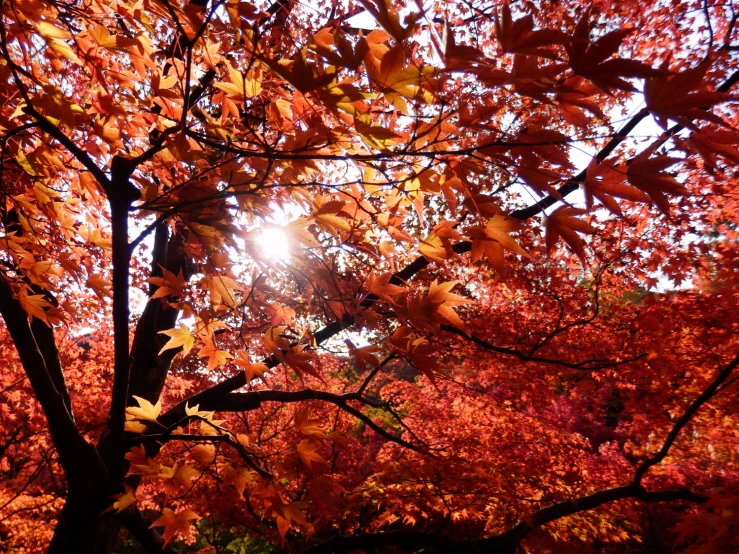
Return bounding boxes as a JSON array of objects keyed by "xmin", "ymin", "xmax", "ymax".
[
  {"xmin": 188, "ymin": 389, "xmax": 429, "ymax": 455},
  {"xmin": 440, "ymin": 324, "xmax": 647, "ymax": 371},
  {"xmin": 633, "ymin": 352, "xmax": 739, "ymax": 483},
  {"xmin": 0, "ymin": 278, "xmax": 105, "ymax": 484}
]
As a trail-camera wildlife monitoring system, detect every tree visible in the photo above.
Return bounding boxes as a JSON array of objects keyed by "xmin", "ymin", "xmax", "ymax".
[{"xmin": 0, "ymin": 0, "xmax": 737, "ymax": 552}]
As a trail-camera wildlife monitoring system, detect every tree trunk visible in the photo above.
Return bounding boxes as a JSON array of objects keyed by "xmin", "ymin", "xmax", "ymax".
[{"xmin": 48, "ymin": 488, "xmax": 120, "ymax": 554}]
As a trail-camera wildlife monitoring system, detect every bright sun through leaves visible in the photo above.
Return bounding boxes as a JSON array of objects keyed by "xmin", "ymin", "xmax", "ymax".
[{"xmin": 258, "ymin": 227, "xmax": 290, "ymax": 260}]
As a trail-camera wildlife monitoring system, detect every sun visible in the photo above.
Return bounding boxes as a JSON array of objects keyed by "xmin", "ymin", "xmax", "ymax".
[{"xmin": 258, "ymin": 226, "xmax": 290, "ymax": 260}]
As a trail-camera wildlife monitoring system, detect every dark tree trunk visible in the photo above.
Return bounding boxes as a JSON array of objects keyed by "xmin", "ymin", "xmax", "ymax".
[{"xmin": 48, "ymin": 489, "xmax": 120, "ymax": 554}]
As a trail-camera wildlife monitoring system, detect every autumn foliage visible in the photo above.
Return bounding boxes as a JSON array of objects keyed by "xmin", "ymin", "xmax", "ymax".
[{"xmin": 0, "ymin": 0, "xmax": 738, "ymax": 552}]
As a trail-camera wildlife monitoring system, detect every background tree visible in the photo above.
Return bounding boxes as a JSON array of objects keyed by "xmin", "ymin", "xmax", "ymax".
[{"xmin": 0, "ymin": 0, "xmax": 737, "ymax": 552}]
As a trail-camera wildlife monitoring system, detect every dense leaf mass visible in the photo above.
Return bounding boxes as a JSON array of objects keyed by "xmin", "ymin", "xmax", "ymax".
[{"xmin": 0, "ymin": 0, "xmax": 737, "ymax": 552}]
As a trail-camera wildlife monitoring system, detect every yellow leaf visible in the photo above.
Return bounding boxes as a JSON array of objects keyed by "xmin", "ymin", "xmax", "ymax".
[
  {"xmin": 124, "ymin": 420, "xmax": 148, "ymax": 434},
  {"xmin": 190, "ymin": 444, "xmax": 216, "ymax": 465},
  {"xmin": 185, "ymin": 403, "xmax": 215, "ymax": 420},
  {"xmin": 420, "ymin": 232, "xmax": 447, "ymax": 263},
  {"xmin": 158, "ymin": 323, "xmax": 195, "ymax": 356},
  {"xmin": 262, "ymin": 326, "xmax": 289, "ymax": 354},
  {"xmin": 48, "ymin": 38, "xmax": 83, "ymax": 66},
  {"xmin": 198, "ymin": 417, "xmax": 226, "ymax": 436},
  {"xmin": 285, "ymin": 218, "xmax": 321, "ymax": 248},
  {"xmin": 207, "ymin": 275, "xmax": 243, "ymax": 308},
  {"xmin": 37, "ymin": 21, "xmax": 73, "ymax": 40},
  {"xmin": 102, "ymin": 485, "xmax": 136, "ymax": 514},
  {"xmin": 126, "ymin": 396, "xmax": 162, "ymax": 423},
  {"xmin": 157, "ymin": 463, "xmax": 178, "ymax": 480},
  {"xmin": 213, "ymin": 81, "xmax": 245, "ymax": 99}
]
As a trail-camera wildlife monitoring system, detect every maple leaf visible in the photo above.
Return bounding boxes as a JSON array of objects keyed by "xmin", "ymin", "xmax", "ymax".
[
  {"xmin": 197, "ymin": 338, "xmax": 233, "ymax": 370},
  {"xmin": 5, "ymin": 2, "xmax": 739, "ymax": 552},
  {"xmin": 125, "ymin": 396, "xmax": 161, "ymax": 423},
  {"xmin": 685, "ymin": 128, "xmax": 739, "ymax": 169},
  {"xmin": 206, "ymin": 275, "xmax": 243, "ymax": 308},
  {"xmin": 310, "ymin": 27, "xmax": 367, "ymax": 70},
  {"xmin": 198, "ymin": 417, "xmax": 226, "ymax": 436},
  {"xmin": 565, "ymin": 9, "xmax": 663, "ymax": 93},
  {"xmin": 483, "ymin": 215, "xmax": 529, "ymax": 258},
  {"xmin": 265, "ymin": 303, "xmax": 295, "ymax": 326},
  {"xmin": 124, "ymin": 419, "xmax": 147, "ymax": 434},
  {"xmin": 297, "ymin": 439, "xmax": 325, "ymax": 466},
  {"xmin": 285, "ymin": 346, "xmax": 321, "ymax": 380},
  {"xmin": 364, "ymin": 272, "xmax": 406, "ymax": 305},
  {"xmin": 406, "ymin": 337, "xmax": 441, "ymax": 387},
  {"xmin": 150, "ymin": 508, "xmax": 200, "ymax": 547},
  {"xmin": 419, "ymin": 279, "xmax": 471, "ymax": 330},
  {"xmin": 189, "ymin": 444, "xmax": 216, "ymax": 465},
  {"xmin": 555, "ymin": 77, "xmax": 606, "ymax": 128},
  {"xmin": 125, "ymin": 445, "xmax": 161, "ymax": 477},
  {"xmin": 364, "ymin": 42, "xmax": 435, "ymax": 105},
  {"xmin": 420, "ymin": 221, "xmax": 463, "ymax": 264},
  {"xmin": 312, "ymin": 196, "xmax": 352, "ymax": 237},
  {"xmin": 102, "ymin": 485, "xmax": 136, "ymax": 514},
  {"xmin": 158, "ymin": 324, "xmax": 195, "ymax": 356},
  {"xmin": 358, "ymin": 0, "xmax": 420, "ymax": 42},
  {"xmin": 345, "ymin": 340, "xmax": 382, "ymax": 372},
  {"xmin": 308, "ymin": 475, "xmax": 346, "ymax": 515},
  {"xmin": 184, "ymin": 403, "xmax": 216, "ymax": 421},
  {"xmin": 222, "ymin": 464, "xmax": 254, "ymax": 495},
  {"xmin": 272, "ymin": 501, "xmax": 310, "ymax": 546},
  {"xmin": 173, "ymin": 465, "xmax": 199, "ymax": 488},
  {"xmin": 356, "ymin": 118, "xmax": 406, "ymax": 151},
  {"xmin": 583, "ymin": 158, "xmax": 651, "ymax": 215},
  {"xmin": 441, "ymin": 21, "xmax": 490, "ymax": 71},
  {"xmin": 193, "ymin": 314, "xmax": 231, "ymax": 340},
  {"xmin": 495, "ymin": 1, "xmax": 569, "ymax": 58},
  {"xmin": 234, "ymin": 350, "xmax": 269, "ymax": 382},
  {"xmin": 17, "ymin": 289, "xmax": 51, "ymax": 325},
  {"xmin": 626, "ymin": 150, "xmax": 686, "ymax": 214},
  {"xmin": 645, "ymin": 61, "xmax": 734, "ymax": 129},
  {"xmin": 262, "ymin": 326, "xmax": 290, "ymax": 355},
  {"xmin": 545, "ymin": 206, "xmax": 597, "ymax": 262},
  {"xmin": 295, "ymin": 408, "xmax": 326, "ymax": 436},
  {"xmin": 147, "ymin": 266, "xmax": 186, "ymax": 299},
  {"xmin": 213, "ymin": 61, "xmax": 261, "ymax": 101},
  {"xmin": 261, "ymin": 49, "xmax": 335, "ymax": 93},
  {"xmin": 284, "ymin": 218, "xmax": 321, "ymax": 248},
  {"xmin": 157, "ymin": 463, "xmax": 179, "ymax": 481},
  {"xmin": 468, "ymin": 214, "xmax": 530, "ymax": 278}
]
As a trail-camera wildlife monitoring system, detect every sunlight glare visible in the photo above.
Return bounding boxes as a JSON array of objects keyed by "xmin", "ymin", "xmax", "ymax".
[{"xmin": 259, "ymin": 227, "xmax": 290, "ymax": 260}]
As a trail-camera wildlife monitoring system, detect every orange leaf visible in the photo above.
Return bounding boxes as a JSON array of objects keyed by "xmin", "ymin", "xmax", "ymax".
[
  {"xmin": 297, "ymin": 439, "xmax": 325, "ymax": 466},
  {"xmin": 150, "ymin": 508, "xmax": 200, "ymax": 547}
]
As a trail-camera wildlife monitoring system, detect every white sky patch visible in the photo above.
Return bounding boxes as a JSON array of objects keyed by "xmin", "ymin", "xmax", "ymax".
[{"xmin": 345, "ymin": 10, "xmax": 378, "ymax": 30}]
